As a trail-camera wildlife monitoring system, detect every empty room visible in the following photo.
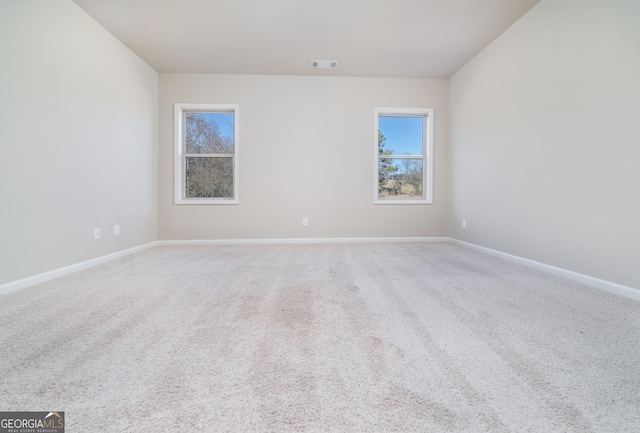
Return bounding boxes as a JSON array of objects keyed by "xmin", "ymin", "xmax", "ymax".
[{"xmin": 1, "ymin": 0, "xmax": 638, "ymax": 432}]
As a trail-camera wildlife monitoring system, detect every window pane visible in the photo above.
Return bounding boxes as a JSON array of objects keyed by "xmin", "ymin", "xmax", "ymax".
[
  {"xmin": 185, "ymin": 157, "xmax": 233, "ymax": 198},
  {"xmin": 185, "ymin": 112, "xmax": 235, "ymax": 154},
  {"xmin": 378, "ymin": 116, "xmax": 423, "ymax": 156},
  {"xmin": 378, "ymin": 158, "xmax": 423, "ymax": 199}
]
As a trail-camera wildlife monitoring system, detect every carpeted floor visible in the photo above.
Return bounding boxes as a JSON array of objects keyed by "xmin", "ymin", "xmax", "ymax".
[{"xmin": 0, "ymin": 242, "xmax": 638, "ymax": 432}]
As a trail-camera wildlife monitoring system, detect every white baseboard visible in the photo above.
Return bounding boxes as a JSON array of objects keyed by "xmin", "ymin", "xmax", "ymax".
[
  {"xmin": 0, "ymin": 241, "xmax": 159, "ymax": 295},
  {"xmin": 157, "ymin": 237, "xmax": 449, "ymax": 246},
  {"xmin": 0, "ymin": 238, "xmax": 446, "ymax": 294},
  {"xmin": 449, "ymin": 238, "xmax": 640, "ymax": 302},
  {"xmin": 7, "ymin": 237, "xmax": 634, "ymax": 302}
]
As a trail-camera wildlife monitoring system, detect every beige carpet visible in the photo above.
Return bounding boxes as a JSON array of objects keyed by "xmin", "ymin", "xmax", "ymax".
[{"xmin": 1, "ymin": 242, "xmax": 638, "ymax": 432}]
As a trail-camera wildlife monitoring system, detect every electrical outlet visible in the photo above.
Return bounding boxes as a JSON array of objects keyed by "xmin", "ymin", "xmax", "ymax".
[
  {"xmin": 94, "ymin": 228, "xmax": 101, "ymax": 239},
  {"xmin": 461, "ymin": 219, "xmax": 467, "ymax": 228},
  {"xmin": 302, "ymin": 217, "xmax": 309, "ymax": 226},
  {"xmin": 114, "ymin": 224, "xmax": 120, "ymax": 236}
]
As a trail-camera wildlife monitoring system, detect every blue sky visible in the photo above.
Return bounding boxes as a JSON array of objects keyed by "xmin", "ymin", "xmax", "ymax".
[
  {"xmin": 378, "ymin": 116, "xmax": 423, "ymax": 155},
  {"xmin": 200, "ymin": 112, "xmax": 234, "ymax": 139}
]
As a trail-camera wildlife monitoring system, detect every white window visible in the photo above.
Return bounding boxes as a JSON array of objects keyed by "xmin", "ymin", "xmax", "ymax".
[
  {"xmin": 174, "ymin": 103, "xmax": 239, "ymax": 204},
  {"xmin": 374, "ymin": 107, "xmax": 433, "ymax": 204}
]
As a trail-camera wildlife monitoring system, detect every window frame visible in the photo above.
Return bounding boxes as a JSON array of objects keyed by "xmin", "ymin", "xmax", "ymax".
[
  {"xmin": 373, "ymin": 107, "xmax": 434, "ymax": 205},
  {"xmin": 174, "ymin": 103, "xmax": 239, "ymax": 205}
]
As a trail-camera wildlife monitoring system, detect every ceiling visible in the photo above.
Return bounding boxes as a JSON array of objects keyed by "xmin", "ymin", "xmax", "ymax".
[{"xmin": 72, "ymin": 0, "xmax": 541, "ymax": 78}]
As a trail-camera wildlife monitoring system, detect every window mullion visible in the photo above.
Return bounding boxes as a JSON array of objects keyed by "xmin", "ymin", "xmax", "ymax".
[
  {"xmin": 184, "ymin": 153, "xmax": 234, "ymax": 158},
  {"xmin": 378, "ymin": 154, "xmax": 422, "ymax": 159}
]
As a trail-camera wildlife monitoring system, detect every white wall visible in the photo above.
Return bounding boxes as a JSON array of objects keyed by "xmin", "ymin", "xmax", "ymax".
[
  {"xmin": 159, "ymin": 74, "xmax": 448, "ymax": 240},
  {"xmin": 449, "ymin": 0, "xmax": 640, "ymax": 289},
  {"xmin": 0, "ymin": 1, "xmax": 158, "ymax": 285}
]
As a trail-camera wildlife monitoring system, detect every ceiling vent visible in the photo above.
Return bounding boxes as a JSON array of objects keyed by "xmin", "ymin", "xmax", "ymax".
[{"xmin": 311, "ymin": 60, "xmax": 338, "ymax": 69}]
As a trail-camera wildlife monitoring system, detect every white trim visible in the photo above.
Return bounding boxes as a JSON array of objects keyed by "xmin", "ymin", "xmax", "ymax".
[
  {"xmin": 449, "ymin": 238, "xmax": 640, "ymax": 302},
  {"xmin": 374, "ymin": 107, "xmax": 434, "ymax": 205},
  {"xmin": 4, "ymin": 237, "xmax": 636, "ymax": 302},
  {"xmin": 157, "ymin": 237, "xmax": 449, "ymax": 246},
  {"xmin": 174, "ymin": 103, "xmax": 239, "ymax": 205},
  {"xmin": 0, "ymin": 242, "xmax": 159, "ymax": 295}
]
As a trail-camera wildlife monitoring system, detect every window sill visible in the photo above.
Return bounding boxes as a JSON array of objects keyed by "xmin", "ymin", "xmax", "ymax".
[{"xmin": 174, "ymin": 198, "xmax": 239, "ymax": 205}]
